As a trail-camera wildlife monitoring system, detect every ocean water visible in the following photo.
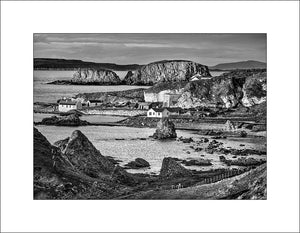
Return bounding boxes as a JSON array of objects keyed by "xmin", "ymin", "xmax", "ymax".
[
  {"xmin": 35, "ymin": 125, "xmax": 266, "ymax": 174},
  {"xmin": 33, "ymin": 70, "xmax": 149, "ymax": 103}
]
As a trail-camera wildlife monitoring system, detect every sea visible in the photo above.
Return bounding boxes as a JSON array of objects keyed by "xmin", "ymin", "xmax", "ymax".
[
  {"xmin": 33, "ymin": 70, "xmax": 150, "ymax": 103},
  {"xmin": 34, "ymin": 70, "xmax": 250, "ymax": 174}
]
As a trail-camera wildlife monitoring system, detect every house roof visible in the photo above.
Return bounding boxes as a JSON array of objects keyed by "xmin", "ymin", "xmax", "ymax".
[
  {"xmin": 149, "ymin": 108, "xmax": 170, "ymax": 113},
  {"xmin": 59, "ymin": 100, "xmax": 77, "ymax": 105},
  {"xmin": 166, "ymin": 107, "xmax": 182, "ymax": 112},
  {"xmin": 89, "ymin": 100, "xmax": 102, "ymax": 103}
]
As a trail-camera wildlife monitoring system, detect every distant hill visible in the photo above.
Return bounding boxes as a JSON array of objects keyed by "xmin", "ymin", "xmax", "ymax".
[
  {"xmin": 209, "ymin": 60, "xmax": 266, "ymax": 70},
  {"xmin": 34, "ymin": 58, "xmax": 141, "ymax": 71}
]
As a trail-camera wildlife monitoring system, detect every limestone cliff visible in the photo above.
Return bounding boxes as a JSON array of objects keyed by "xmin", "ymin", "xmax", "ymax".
[
  {"xmin": 71, "ymin": 68, "xmax": 121, "ymax": 85},
  {"xmin": 123, "ymin": 60, "xmax": 211, "ymax": 85}
]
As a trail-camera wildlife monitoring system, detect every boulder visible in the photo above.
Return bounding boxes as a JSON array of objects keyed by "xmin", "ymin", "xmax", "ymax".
[
  {"xmin": 124, "ymin": 158, "xmax": 150, "ymax": 169},
  {"xmin": 153, "ymin": 118, "xmax": 177, "ymax": 140},
  {"xmin": 159, "ymin": 157, "xmax": 192, "ymax": 179}
]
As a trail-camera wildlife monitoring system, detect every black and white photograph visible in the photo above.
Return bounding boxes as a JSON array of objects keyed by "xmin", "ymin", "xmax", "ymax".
[
  {"xmin": 33, "ymin": 33, "xmax": 267, "ymax": 200},
  {"xmin": 1, "ymin": 1, "xmax": 299, "ymax": 232}
]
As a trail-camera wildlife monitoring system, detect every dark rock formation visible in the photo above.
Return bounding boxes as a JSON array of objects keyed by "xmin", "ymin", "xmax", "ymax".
[
  {"xmin": 56, "ymin": 130, "xmax": 115, "ymax": 177},
  {"xmin": 178, "ymin": 137, "xmax": 194, "ymax": 143},
  {"xmin": 152, "ymin": 118, "xmax": 177, "ymax": 140},
  {"xmin": 37, "ymin": 114, "xmax": 89, "ymax": 126},
  {"xmin": 111, "ymin": 165, "xmax": 136, "ymax": 186},
  {"xmin": 124, "ymin": 158, "xmax": 150, "ymax": 169},
  {"xmin": 240, "ymin": 131, "xmax": 248, "ymax": 138},
  {"xmin": 182, "ymin": 159, "xmax": 212, "ymax": 166},
  {"xmin": 159, "ymin": 157, "xmax": 192, "ymax": 179},
  {"xmin": 123, "ymin": 60, "xmax": 211, "ymax": 85},
  {"xmin": 72, "ymin": 68, "xmax": 121, "ymax": 85},
  {"xmin": 220, "ymin": 156, "xmax": 266, "ymax": 167}
]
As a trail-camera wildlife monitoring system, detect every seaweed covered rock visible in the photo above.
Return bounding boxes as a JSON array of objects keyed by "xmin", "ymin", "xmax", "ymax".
[
  {"xmin": 153, "ymin": 118, "xmax": 177, "ymax": 140},
  {"xmin": 159, "ymin": 157, "xmax": 192, "ymax": 179},
  {"xmin": 38, "ymin": 114, "xmax": 90, "ymax": 126}
]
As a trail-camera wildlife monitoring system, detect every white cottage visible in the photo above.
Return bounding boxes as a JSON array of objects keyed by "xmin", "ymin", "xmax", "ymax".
[
  {"xmin": 147, "ymin": 108, "xmax": 170, "ymax": 118},
  {"xmin": 58, "ymin": 100, "xmax": 82, "ymax": 112}
]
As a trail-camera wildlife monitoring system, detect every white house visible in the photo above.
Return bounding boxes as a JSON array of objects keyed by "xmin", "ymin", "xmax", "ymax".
[
  {"xmin": 58, "ymin": 100, "xmax": 82, "ymax": 112},
  {"xmin": 147, "ymin": 108, "xmax": 170, "ymax": 118}
]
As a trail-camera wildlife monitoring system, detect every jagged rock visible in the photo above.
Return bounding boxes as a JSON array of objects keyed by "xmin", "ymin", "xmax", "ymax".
[
  {"xmin": 53, "ymin": 137, "xmax": 70, "ymax": 151},
  {"xmin": 153, "ymin": 118, "xmax": 177, "ymax": 140},
  {"xmin": 220, "ymin": 156, "xmax": 266, "ymax": 167},
  {"xmin": 240, "ymin": 131, "xmax": 248, "ymax": 138},
  {"xmin": 178, "ymin": 137, "xmax": 193, "ymax": 143},
  {"xmin": 123, "ymin": 60, "xmax": 211, "ymax": 85},
  {"xmin": 60, "ymin": 130, "xmax": 115, "ymax": 177},
  {"xmin": 111, "ymin": 165, "xmax": 136, "ymax": 186},
  {"xmin": 124, "ymin": 158, "xmax": 150, "ymax": 169},
  {"xmin": 38, "ymin": 114, "xmax": 89, "ymax": 126},
  {"xmin": 72, "ymin": 68, "xmax": 121, "ymax": 85},
  {"xmin": 159, "ymin": 157, "xmax": 192, "ymax": 179},
  {"xmin": 182, "ymin": 159, "xmax": 212, "ymax": 166}
]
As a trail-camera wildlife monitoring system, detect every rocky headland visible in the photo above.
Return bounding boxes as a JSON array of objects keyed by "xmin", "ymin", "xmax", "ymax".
[
  {"xmin": 49, "ymin": 68, "xmax": 121, "ymax": 85},
  {"xmin": 123, "ymin": 60, "xmax": 211, "ymax": 85}
]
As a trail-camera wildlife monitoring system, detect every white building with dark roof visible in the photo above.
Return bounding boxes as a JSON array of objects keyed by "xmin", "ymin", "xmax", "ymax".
[
  {"xmin": 58, "ymin": 99, "xmax": 82, "ymax": 112},
  {"xmin": 147, "ymin": 108, "xmax": 170, "ymax": 118}
]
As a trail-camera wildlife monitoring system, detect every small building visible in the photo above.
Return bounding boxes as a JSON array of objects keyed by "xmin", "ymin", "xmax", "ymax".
[
  {"xmin": 87, "ymin": 100, "xmax": 102, "ymax": 107},
  {"xmin": 147, "ymin": 108, "xmax": 170, "ymax": 118},
  {"xmin": 166, "ymin": 107, "xmax": 181, "ymax": 116},
  {"xmin": 138, "ymin": 102, "xmax": 162, "ymax": 110},
  {"xmin": 163, "ymin": 93, "xmax": 181, "ymax": 107},
  {"xmin": 58, "ymin": 100, "xmax": 82, "ymax": 112},
  {"xmin": 137, "ymin": 102, "xmax": 152, "ymax": 110}
]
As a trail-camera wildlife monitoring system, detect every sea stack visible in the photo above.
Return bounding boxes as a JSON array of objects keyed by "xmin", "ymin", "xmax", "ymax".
[{"xmin": 152, "ymin": 118, "xmax": 177, "ymax": 140}]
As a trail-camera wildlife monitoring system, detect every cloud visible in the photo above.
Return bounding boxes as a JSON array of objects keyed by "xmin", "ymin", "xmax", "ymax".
[{"xmin": 33, "ymin": 33, "xmax": 266, "ymax": 65}]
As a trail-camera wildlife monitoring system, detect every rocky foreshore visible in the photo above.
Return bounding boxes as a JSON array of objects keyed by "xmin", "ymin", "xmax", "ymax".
[
  {"xmin": 35, "ymin": 114, "xmax": 90, "ymax": 126},
  {"xmin": 34, "ymin": 128, "xmax": 267, "ymax": 200}
]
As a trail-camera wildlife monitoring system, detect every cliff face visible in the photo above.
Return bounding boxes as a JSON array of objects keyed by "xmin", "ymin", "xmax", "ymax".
[
  {"xmin": 123, "ymin": 60, "xmax": 211, "ymax": 85},
  {"xmin": 174, "ymin": 69, "xmax": 266, "ymax": 108},
  {"xmin": 72, "ymin": 68, "xmax": 121, "ymax": 84}
]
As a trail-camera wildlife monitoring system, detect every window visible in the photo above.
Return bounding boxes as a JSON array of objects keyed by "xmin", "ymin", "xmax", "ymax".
[
  {"xmin": 158, "ymin": 113, "xmax": 161, "ymax": 116},
  {"xmin": 149, "ymin": 112, "xmax": 152, "ymax": 116}
]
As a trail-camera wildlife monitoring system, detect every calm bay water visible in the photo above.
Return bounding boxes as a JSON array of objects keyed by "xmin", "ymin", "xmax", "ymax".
[
  {"xmin": 35, "ymin": 125, "xmax": 265, "ymax": 174},
  {"xmin": 34, "ymin": 70, "xmax": 149, "ymax": 103}
]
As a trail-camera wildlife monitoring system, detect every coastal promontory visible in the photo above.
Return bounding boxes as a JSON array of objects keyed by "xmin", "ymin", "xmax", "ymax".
[
  {"xmin": 123, "ymin": 60, "xmax": 211, "ymax": 85},
  {"xmin": 49, "ymin": 68, "xmax": 122, "ymax": 85}
]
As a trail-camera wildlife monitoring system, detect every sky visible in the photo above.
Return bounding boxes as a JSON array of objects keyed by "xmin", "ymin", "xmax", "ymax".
[{"xmin": 34, "ymin": 33, "xmax": 266, "ymax": 66}]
